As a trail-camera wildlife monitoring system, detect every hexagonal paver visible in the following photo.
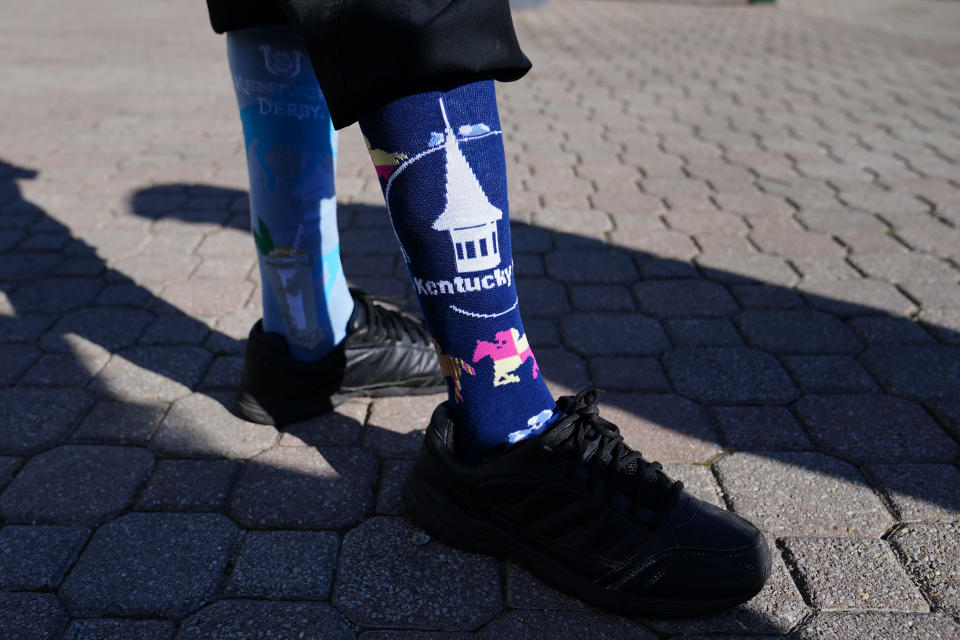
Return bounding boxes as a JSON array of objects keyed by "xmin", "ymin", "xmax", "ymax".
[
  {"xmin": 795, "ymin": 395, "xmax": 959, "ymax": 464},
  {"xmin": 561, "ymin": 313, "xmax": 670, "ymax": 356},
  {"xmin": 782, "ymin": 537, "xmax": 928, "ymax": 611},
  {"xmin": 0, "ymin": 525, "xmax": 88, "ymax": 589},
  {"xmin": 793, "ymin": 612, "xmax": 960, "ymax": 639},
  {"xmin": 90, "ymin": 346, "xmax": 212, "ymax": 402},
  {"xmin": 736, "ymin": 310, "xmax": 861, "ymax": 354},
  {"xmin": 0, "ymin": 455, "xmax": 20, "ymax": 490},
  {"xmin": 377, "ymin": 459, "xmax": 414, "ymax": 515},
  {"xmin": 365, "ymin": 394, "xmax": 445, "ymax": 458},
  {"xmin": 136, "ymin": 459, "xmax": 238, "ymax": 512},
  {"xmin": 544, "ymin": 248, "xmax": 638, "ymax": 283},
  {"xmin": 663, "ymin": 347, "xmax": 798, "ymax": 404},
  {"xmin": 40, "ymin": 307, "xmax": 153, "ymax": 351},
  {"xmin": 799, "ymin": 278, "xmax": 917, "ymax": 318},
  {"xmin": 696, "ymin": 253, "xmax": 799, "ymax": 288},
  {"xmin": 61, "ymin": 619, "xmax": 176, "ymax": 640},
  {"xmin": 60, "ymin": 512, "xmax": 240, "ymax": 618},
  {"xmin": 334, "ymin": 517, "xmax": 501, "ymax": 629},
  {"xmin": 709, "ymin": 407, "xmax": 813, "ymax": 451},
  {"xmin": 713, "ymin": 452, "xmax": 893, "ymax": 536},
  {"xmin": 478, "ymin": 611, "xmax": 655, "ymax": 639},
  {"xmin": 224, "ymin": 530, "xmax": 338, "ymax": 600},
  {"xmin": 230, "ymin": 446, "xmax": 378, "ymax": 529},
  {"xmin": 640, "ymin": 551, "xmax": 806, "ymax": 636},
  {"xmin": 0, "ymin": 445, "xmax": 153, "ymax": 525},
  {"xmin": 634, "ymin": 280, "xmax": 739, "ymax": 317},
  {"xmin": 0, "ymin": 387, "xmax": 92, "ymax": 454},
  {"xmin": 278, "ymin": 399, "xmax": 368, "ymax": 446},
  {"xmin": 859, "ymin": 345, "xmax": 960, "ymax": 400},
  {"xmin": 588, "ymin": 357, "xmax": 671, "ymax": 392},
  {"xmin": 595, "ymin": 394, "xmax": 722, "ymax": 462},
  {"xmin": 160, "ymin": 277, "xmax": 253, "ymax": 317},
  {"xmin": 0, "ymin": 592, "xmax": 69, "ymax": 640},
  {"xmin": 864, "ymin": 464, "xmax": 960, "ymax": 522},
  {"xmin": 782, "ymin": 356, "xmax": 878, "ymax": 393},
  {"xmin": 889, "ymin": 522, "xmax": 960, "ymax": 619},
  {"xmin": 504, "ymin": 561, "xmax": 589, "ymax": 611},
  {"xmin": 179, "ymin": 601, "xmax": 354, "ymax": 640},
  {"xmin": 663, "ymin": 317, "xmax": 743, "ymax": 347},
  {"xmin": 150, "ymin": 393, "xmax": 277, "ymax": 459}
]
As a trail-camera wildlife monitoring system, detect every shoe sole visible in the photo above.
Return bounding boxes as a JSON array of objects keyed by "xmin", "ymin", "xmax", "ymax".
[
  {"xmin": 237, "ymin": 381, "xmax": 446, "ymax": 426},
  {"xmin": 404, "ymin": 471, "xmax": 769, "ymax": 618}
]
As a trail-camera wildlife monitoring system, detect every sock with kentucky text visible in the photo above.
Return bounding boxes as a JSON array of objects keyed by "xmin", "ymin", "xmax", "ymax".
[
  {"xmin": 227, "ymin": 25, "xmax": 353, "ymax": 361},
  {"xmin": 359, "ymin": 80, "xmax": 556, "ymax": 460}
]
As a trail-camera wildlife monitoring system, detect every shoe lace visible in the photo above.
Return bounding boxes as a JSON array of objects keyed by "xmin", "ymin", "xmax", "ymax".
[
  {"xmin": 353, "ymin": 289, "xmax": 431, "ymax": 344},
  {"xmin": 540, "ymin": 389, "xmax": 684, "ymax": 528}
]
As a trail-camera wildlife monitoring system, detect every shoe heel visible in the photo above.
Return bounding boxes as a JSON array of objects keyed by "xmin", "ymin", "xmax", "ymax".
[{"xmin": 403, "ymin": 473, "xmax": 502, "ymax": 555}]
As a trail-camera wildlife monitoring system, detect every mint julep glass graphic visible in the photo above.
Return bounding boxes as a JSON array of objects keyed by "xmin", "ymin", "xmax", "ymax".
[{"xmin": 254, "ymin": 218, "xmax": 325, "ymax": 350}]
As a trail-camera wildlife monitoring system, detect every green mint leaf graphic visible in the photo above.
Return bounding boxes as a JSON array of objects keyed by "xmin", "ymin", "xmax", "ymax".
[{"xmin": 254, "ymin": 217, "xmax": 274, "ymax": 255}]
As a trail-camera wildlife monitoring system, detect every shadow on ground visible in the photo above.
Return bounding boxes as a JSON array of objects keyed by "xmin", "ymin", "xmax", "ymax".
[{"xmin": 1, "ymin": 159, "xmax": 958, "ymax": 635}]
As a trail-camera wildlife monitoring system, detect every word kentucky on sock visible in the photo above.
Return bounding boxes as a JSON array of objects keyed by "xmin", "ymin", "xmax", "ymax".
[{"xmin": 413, "ymin": 263, "xmax": 513, "ymax": 297}]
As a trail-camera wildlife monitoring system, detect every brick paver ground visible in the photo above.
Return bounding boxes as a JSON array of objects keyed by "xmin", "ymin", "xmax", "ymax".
[{"xmin": 1, "ymin": 0, "xmax": 959, "ymax": 637}]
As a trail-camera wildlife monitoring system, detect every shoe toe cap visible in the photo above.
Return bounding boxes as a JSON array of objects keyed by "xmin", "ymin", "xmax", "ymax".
[{"xmin": 622, "ymin": 497, "xmax": 771, "ymax": 601}]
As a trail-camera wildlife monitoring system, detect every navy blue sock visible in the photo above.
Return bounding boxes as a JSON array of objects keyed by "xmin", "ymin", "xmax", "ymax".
[
  {"xmin": 227, "ymin": 26, "xmax": 353, "ymax": 361},
  {"xmin": 359, "ymin": 80, "xmax": 556, "ymax": 459}
]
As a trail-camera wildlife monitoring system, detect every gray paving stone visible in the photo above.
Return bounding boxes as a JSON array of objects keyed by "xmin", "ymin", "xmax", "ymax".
[
  {"xmin": 710, "ymin": 406, "xmax": 814, "ymax": 451},
  {"xmin": 179, "ymin": 601, "xmax": 354, "ymax": 640},
  {"xmin": 334, "ymin": 517, "xmax": 501, "ymax": 629},
  {"xmin": 516, "ymin": 277, "xmax": 571, "ymax": 317},
  {"xmin": 663, "ymin": 463, "xmax": 724, "ymax": 508},
  {"xmin": 70, "ymin": 400, "xmax": 166, "ymax": 444},
  {"xmin": 136, "ymin": 459, "xmax": 238, "ymax": 512},
  {"xmin": 927, "ymin": 399, "xmax": 960, "ymax": 441},
  {"xmin": 198, "ymin": 355, "xmax": 243, "ymax": 389},
  {"xmin": 224, "ymin": 530, "xmax": 338, "ymax": 600},
  {"xmin": 568, "ymin": 284, "xmax": 635, "ymax": 311},
  {"xmin": 696, "ymin": 253, "xmax": 799, "ymax": 288},
  {"xmin": 230, "ymin": 446, "xmax": 377, "ymax": 529},
  {"xmin": 376, "ymin": 459, "xmax": 414, "ymax": 515},
  {"xmin": 0, "ymin": 314, "xmax": 56, "ymax": 343},
  {"xmin": 783, "ymin": 537, "xmax": 928, "ymax": 612},
  {"xmin": 39, "ymin": 308, "xmax": 152, "ymax": 351},
  {"xmin": 0, "ymin": 252, "xmax": 62, "ymax": 281},
  {"xmin": 664, "ymin": 317, "xmax": 743, "ymax": 346},
  {"xmin": 797, "ymin": 209, "xmax": 888, "ymax": 235},
  {"xmin": 714, "ymin": 452, "xmax": 893, "ymax": 536},
  {"xmin": 899, "ymin": 281, "xmax": 960, "ymax": 309},
  {"xmin": 597, "ymin": 394, "xmax": 722, "ymax": 463},
  {"xmin": 663, "ymin": 347, "xmax": 799, "ymax": 404},
  {"xmin": 0, "ymin": 456, "xmax": 20, "ymax": 490},
  {"xmin": 361, "ymin": 633, "xmax": 473, "ymax": 640},
  {"xmin": 783, "ymin": 356, "xmax": 878, "ymax": 393},
  {"xmin": 0, "ymin": 445, "xmax": 153, "ymax": 525},
  {"xmin": 889, "ymin": 522, "xmax": 960, "ymax": 619},
  {"xmin": 799, "ymin": 278, "xmax": 918, "ymax": 318},
  {"xmin": 918, "ymin": 308, "xmax": 960, "ymax": 345},
  {"xmin": 850, "ymin": 252, "xmax": 957, "ymax": 284},
  {"xmin": 139, "ymin": 315, "xmax": 211, "ymax": 345},
  {"xmin": 588, "ymin": 356, "xmax": 671, "ymax": 392},
  {"xmin": 0, "ymin": 592, "xmax": 69, "ymax": 640},
  {"xmin": 61, "ymin": 619, "xmax": 176, "ymax": 640},
  {"xmin": 151, "ymin": 393, "xmax": 277, "ymax": 459},
  {"xmin": 478, "ymin": 611, "xmax": 654, "ymax": 640},
  {"xmin": 635, "ymin": 254, "xmax": 699, "ymax": 279},
  {"xmin": 0, "ymin": 387, "xmax": 92, "ymax": 454},
  {"xmin": 90, "ymin": 346, "xmax": 213, "ymax": 402},
  {"xmin": 0, "ymin": 525, "xmax": 88, "ymax": 589},
  {"xmin": 9, "ymin": 277, "xmax": 104, "ymax": 313},
  {"xmin": 365, "ymin": 394, "xmax": 446, "ymax": 458},
  {"xmin": 0, "ymin": 344, "xmax": 39, "ymax": 385},
  {"xmin": 561, "ymin": 313, "xmax": 670, "ymax": 356},
  {"xmin": 504, "ymin": 560, "xmax": 589, "ymax": 611},
  {"xmin": 160, "ymin": 277, "xmax": 253, "ymax": 317},
  {"xmin": 736, "ymin": 309, "xmax": 862, "ymax": 354},
  {"xmin": 279, "ymin": 399, "xmax": 368, "ymax": 446},
  {"xmin": 95, "ymin": 283, "xmax": 152, "ymax": 307},
  {"xmin": 60, "ymin": 512, "xmax": 240, "ymax": 618},
  {"xmin": 543, "ymin": 248, "xmax": 638, "ymax": 283},
  {"xmin": 792, "ymin": 612, "xmax": 960, "ymax": 640},
  {"xmin": 634, "ymin": 280, "xmax": 739, "ymax": 317},
  {"xmin": 641, "ymin": 552, "xmax": 806, "ymax": 636},
  {"xmin": 864, "ymin": 464, "xmax": 960, "ymax": 522},
  {"xmin": 731, "ymin": 284, "xmax": 805, "ymax": 309},
  {"xmin": 22, "ymin": 349, "xmax": 110, "ymax": 387},
  {"xmin": 848, "ymin": 316, "xmax": 936, "ymax": 345},
  {"xmin": 859, "ymin": 345, "xmax": 960, "ymax": 400}
]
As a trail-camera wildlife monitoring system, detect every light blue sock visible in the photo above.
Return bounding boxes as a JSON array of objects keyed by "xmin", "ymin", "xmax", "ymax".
[{"xmin": 227, "ymin": 26, "xmax": 353, "ymax": 361}]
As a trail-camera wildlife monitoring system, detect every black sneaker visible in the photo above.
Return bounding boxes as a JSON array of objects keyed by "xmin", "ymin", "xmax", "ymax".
[
  {"xmin": 404, "ymin": 389, "xmax": 771, "ymax": 617},
  {"xmin": 237, "ymin": 289, "xmax": 444, "ymax": 426}
]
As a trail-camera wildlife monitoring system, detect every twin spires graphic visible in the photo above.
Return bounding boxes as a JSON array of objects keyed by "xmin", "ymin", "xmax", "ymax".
[{"xmin": 430, "ymin": 98, "xmax": 503, "ymax": 274}]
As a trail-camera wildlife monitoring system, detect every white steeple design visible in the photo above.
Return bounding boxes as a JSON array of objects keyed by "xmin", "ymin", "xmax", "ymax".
[{"xmin": 431, "ymin": 98, "xmax": 503, "ymax": 273}]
